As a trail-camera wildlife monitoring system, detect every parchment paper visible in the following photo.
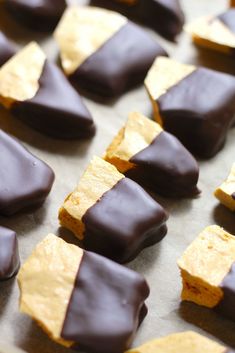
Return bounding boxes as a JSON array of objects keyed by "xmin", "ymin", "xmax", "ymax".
[{"xmin": 0, "ymin": 1, "xmax": 235, "ymax": 352}]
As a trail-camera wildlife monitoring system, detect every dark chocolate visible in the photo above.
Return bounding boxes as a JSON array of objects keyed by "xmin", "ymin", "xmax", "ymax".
[
  {"xmin": 0, "ymin": 226, "xmax": 20, "ymax": 280},
  {"xmin": 215, "ymin": 262, "xmax": 235, "ymax": 322},
  {"xmin": 5, "ymin": 0, "xmax": 66, "ymax": 32},
  {"xmin": 157, "ymin": 67, "xmax": 235, "ymax": 158},
  {"xmin": 61, "ymin": 250, "xmax": 149, "ymax": 353},
  {"xmin": 0, "ymin": 32, "xmax": 16, "ymax": 66},
  {"xmin": 71, "ymin": 22, "xmax": 167, "ymax": 97},
  {"xmin": 218, "ymin": 9, "xmax": 235, "ymax": 34},
  {"xmin": 82, "ymin": 177, "xmax": 168, "ymax": 263},
  {"xmin": 128, "ymin": 130, "xmax": 200, "ymax": 197},
  {"xmin": 0, "ymin": 129, "xmax": 54, "ymax": 216},
  {"xmin": 12, "ymin": 60, "xmax": 96, "ymax": 139},
  {"xmin": 90, "ymin": 0, "xmax": 184, "ymax": 41}
]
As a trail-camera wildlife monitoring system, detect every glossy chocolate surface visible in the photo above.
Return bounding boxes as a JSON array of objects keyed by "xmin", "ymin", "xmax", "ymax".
[
  {"xmin": 82, "ymin": 177, "xmax": 168, "ymax": 263},
  {"xmin": 216, "ymin": 262, "xmax": 235, "ymax": 322},
  {"xmin": 0, "ymin": 129, "xmax": 54, "ymax": 216},
  {"xmin": 90, "ymin": 0, "xmax": 184, "ymax": 40},
  {"xmin": 12, "ymin": 61, "xmax": 96, "ymax": 139},
  {"xmin": 71, "ymin": 22, "xmax": 167, "ymax": 97},
  {"xmin": 157, "ymin": 67, "xmax": 235, "ymax": 158},
  {"xmin": 0, "ymin": 32, "xmax": 16, "ymax": 66},
  {"xmin": 218, "ymin": 9, "xmax": 235, "ymax": 34},
  {"xmin": 0, "ymin": 226, "xmax": 20, "ymax": 280},
  {"xmin": 129, "ymin": 130, "xmax": 200, "ymax": 197},
  {"xmin": 61, "ymin": 250, "xmax": 149, "ymax": 353},
  {"xmin": 5, "ymin": 0, "xmax": 66, "ymax": 31}
]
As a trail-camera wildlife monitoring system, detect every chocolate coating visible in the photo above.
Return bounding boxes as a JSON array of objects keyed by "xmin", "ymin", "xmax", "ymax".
[
  {"xmin": 218, "ymin": 9, "xmax": 235, "ymax": 34},
  {"xmin": 0, "ymin": 129, "xmax": 54, "ymax": 216},
  {"xmin": 5, "ymin": 0, "xmax": 66, "ymax": 32},
  {"xmin": 157, "ymin": 67, "xmax": 235, "ymax": 158},
  {"xmin": 61, "ymin": 250, "xmax": 149, "ymax": 353},
  {"xmin": 128, "ymin": 130, "xmax": 200, "ymax": 197},
  {"xmin": 82, "ymin": 177, "xmax": 168, "ymax": 263},
  {"xmin": 0, "ymin": 226, "xmax": 20, "ymax": 280},
  {"xmin": 90, "ymin": 0, "xmax": 184, "ymax": 41},
  {"xmin": 0, "ymin": 32, "xmax": 16, "ymax": 66},
  {"xmin": 12, "ymin": 61, "xmax": 96, "ymax": 139},
  {"xmin": 216, "ymin": 262, "xmax": 235, "ymax": 322},
  {"xmin": 71, "ymin": 22, "xmax": 167, "ymax": 97}
]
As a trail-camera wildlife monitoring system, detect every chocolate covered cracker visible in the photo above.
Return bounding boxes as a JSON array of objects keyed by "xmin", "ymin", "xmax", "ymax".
[
  {"xmin": 0, "ymin": 42, "xmax": 95, "ymax": 139},
  {"xmin": 105, "ymin": 112, "xmax": 199, "ymax": 197},
  {"xmin": 178, "ymin": 225, "xmax": 235, "ymax": 322},
  {"xmin": 54, "ymin": 6, "xmax": 167, "ymax": 97},
  {"xmin": 18, "ymin": 234, "xmax": 149, "ymax": 352},
  {"xmin": 0, "ymin": 226, "xmax": 20, "ymax": 280},
  {"xmin": 59, "ymin": 156, "xmax": 168, "ymax": 263},
  {"xmin": 215, "ymin": 164, "xmax": 235, "ymax": 211},
  {"xmin": 90, "ymin": 0, "xmax": 185, "ymax": 41},
  {"xmin": 5, "ymin": 0, "xmax": 66, "ymax": 32},
  {"xmin": 145, "ymin": 57, "xmax": 235, "ymax": 158},
  {"xmin": 0, "ymin": 129, "xmax": 54, "ymax": 216}
]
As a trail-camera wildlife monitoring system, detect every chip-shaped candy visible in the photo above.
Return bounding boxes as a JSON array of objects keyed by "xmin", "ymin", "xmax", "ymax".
[
  {"xmin": 0, "ymin": 42, "xmax": 95, "ymax": 139},
  {"xmin": 0, "ymin": 226, "xmax": 20, "ymax": 280},
  {"xmin": 18, "ymin": 234, "xmax": 149, "ymax": 352},
  {"xmin": 90, "ymin": 0, "xmax": 185, "ymax": 41},
  {"xmin": 0, "ymin": 129, "xmax": 54, "ymax": 216},
  {"xmin": 178, "ymin": 225, "xmax": 235, "ymax": 322},
  {"xmin": 145, "ymin": 56, "xmax": 235, "ymax": 158},
  {"xmin": 105, "ymin": 112, "xmax": 199, "ymax": 197},
  {"xmin": 5, "ymin": 0, "xmax": 66, "ymax": 32},
  {"xmin": 54, "ymin": 6, "xmax": 167, "ymax": 97},
  {"xmin": 59, "ymin": 156, "xmax": 168, "ymax": 263}
]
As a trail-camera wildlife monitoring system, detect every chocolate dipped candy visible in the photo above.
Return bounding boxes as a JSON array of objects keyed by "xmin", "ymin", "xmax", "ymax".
[
  {"xmin": 215, "ymin": 164, "xmax": 235, "ymax": 211},
  {"xmin": 90, "ymin": 0, "xmax": 185, "ymax": 41},
  {"xmin": 0, "ymin": 129, "xmax": 54, "ymax": 216},
  {"xmin": 54, "ymin": 6, "xmax": 167, "ymax": 97},
  {"xmin": 178, "ymin": 225, "xmax": 235, "ymax": 322},
  {"xmin": 59, "ymin": 156, "xmax": 168, "ymax": 263},
  {"xmin": 0, "ymin": 42, "xmax": 95, "ymax": 139},
  {"xmin": 0, "ymin": 226, "xmax": 20, "ymax": 280},
  {"xmin": 125, "ymin": 331, "xmax": 235, "ymax": 353},
  {"xmin": 0, "ymin": 32, "xmax": 16, "ymax": 67},
  {"xmin": 18, "ymin": 234, "xmax": 149, "ymax": 352},
  {"xmin": 105, "ymin": 112, "xmax": 199, "ymax": 197},
  {"xmin": 145, "ymin": 56, "xmax": 235, "ymax": 158},
  {"xmin": 5, "ymin": 0, "xmax": 66, "ymax": 32},
  {"xmin": 186, "ymin": 9, "xmax": 235, "ymax": 56}
]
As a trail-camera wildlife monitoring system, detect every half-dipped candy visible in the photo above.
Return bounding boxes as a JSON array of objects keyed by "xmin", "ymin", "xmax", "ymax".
[
  {"xmin": 0, "ymin": 42, "xmax": 95, "ymax": 139},
  {"xmin": 0, "ymin": 129, "xmax": 54, "ymax": 216},
  {"xmin": 59, "ymin": 156, "xmax": 168, "ymax": 263},
  {"xmin": 18, "ymin": 234, "xmax": 149, "ymax": 353},
  {"xmin": 105, "ymin": 112, "xmax": 199, "ymax": 197},
  {"xmin": 145, "ymin": 56, "xmax": 235, "ymax": 158},
  {"xmin": 0, "ymin": 226, "xmax": 20, "ymax": 280},
  {"xmin": 54, "ymin": 6, "xmax": 167, "ymax": 97}
]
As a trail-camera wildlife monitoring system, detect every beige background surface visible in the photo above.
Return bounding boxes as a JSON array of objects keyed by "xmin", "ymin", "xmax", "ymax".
[{"xmin": 0, "ymin": 0, "xmax": 235, "ymax": 352}]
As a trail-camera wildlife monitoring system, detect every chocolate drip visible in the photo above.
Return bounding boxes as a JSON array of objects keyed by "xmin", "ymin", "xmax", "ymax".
[
  {"xmin": 0, "ymin": 226, "xmax": 20, "ymax": 280},
  {"xmin": 0, "ymin": 129, "xmax": 54, "ymax": 216},
  {"xmin": 218, "ymin": 9, "xmax": 235, "ymax": 34},
  {"xmin": 90, "ymin": 0, "xmax": 184, "ymax": 40},
  {"xmin": 12, "ymin": 61, "xmax": 95, "ymax": 139},
  {"xmin": 215, "ymin": 263, "xmax": 235, "ymax": 321},
  {"xmin": 82, "ymin": 177, "xmax": 168, "ymax": 263},
  {"xmin": 157, "ymin": 67, "xmax": 235, "ymax": 158},
  {"xmin": 5, "ymin": 0, "xmax": 66, "ymax": 31},
  {"xmin": 0, "ymin": 32, "xmax": 16, "ymax": 66},
  {"xmin": 71, "ymin": 22, "xmax": 167, "ymax": 97},
  {"xmin": 61, "ymin": 251, "xmax": 149, "ymax": 353},
  {"xmin": 129, "ymin": 131, "xmax": 199, "ymax": 197}
]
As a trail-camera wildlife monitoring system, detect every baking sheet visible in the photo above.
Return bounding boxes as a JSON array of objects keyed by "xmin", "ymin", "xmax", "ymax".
[{"xmin": 0, "ymin": 0, "xmax": 235, "ymax": 352}]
